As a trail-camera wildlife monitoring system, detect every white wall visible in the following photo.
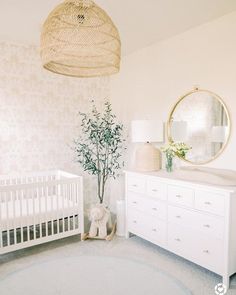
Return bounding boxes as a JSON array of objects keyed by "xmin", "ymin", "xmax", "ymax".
[{"xmin": 111, "ymin": 10, "xmax": 236, "ymax": 171}]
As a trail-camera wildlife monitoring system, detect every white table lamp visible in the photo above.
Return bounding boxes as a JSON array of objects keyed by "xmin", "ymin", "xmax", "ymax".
[{"xmin": 131, "ymin": 120, "xmax": 163, "ymax": 171}]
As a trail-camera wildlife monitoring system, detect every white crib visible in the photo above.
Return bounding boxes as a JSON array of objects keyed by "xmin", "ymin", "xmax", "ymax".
[{"xmin": 0, "ymin": 170, "xmax": 83, "ymax": 254}]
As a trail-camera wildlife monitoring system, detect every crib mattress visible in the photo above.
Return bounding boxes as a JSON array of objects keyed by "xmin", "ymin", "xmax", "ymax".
[{"xmin": 0, "ymin": 195, "xmax": 77, "ymax": 221}]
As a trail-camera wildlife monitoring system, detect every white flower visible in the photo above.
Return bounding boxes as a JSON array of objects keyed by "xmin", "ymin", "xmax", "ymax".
[{"xmin": 160, "ymin": 141, "xmax": 191, "ymax": 159}]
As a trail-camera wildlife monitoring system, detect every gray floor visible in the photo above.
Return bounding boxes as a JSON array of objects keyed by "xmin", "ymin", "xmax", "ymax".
[{"xmin": 0, "ymin": 235, "xmax": 236, "ymax": 295}]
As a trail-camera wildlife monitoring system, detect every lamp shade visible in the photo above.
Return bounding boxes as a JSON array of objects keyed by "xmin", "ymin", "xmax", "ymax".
[
  {"xmin": 211, "ymin": 126, "xmax": 227, "ymax": 143},
  {"xmin": 40, "ymin": 0, "xmax": 121, "ymax": 78},
  {"xmin": 131, "ymin": 120, "xmax": 163, "ymax": 143}
]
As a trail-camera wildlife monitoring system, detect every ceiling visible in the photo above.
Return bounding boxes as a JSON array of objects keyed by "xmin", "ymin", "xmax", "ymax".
[{"xmin": 0, "ymin": 0, "xmax": 236, "ymax": 55}]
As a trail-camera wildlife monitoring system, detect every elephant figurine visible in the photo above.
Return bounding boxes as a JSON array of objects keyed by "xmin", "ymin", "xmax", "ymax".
[{"xmin": 89, "ymin": 204, "xmax": 111, "ymax": 239}]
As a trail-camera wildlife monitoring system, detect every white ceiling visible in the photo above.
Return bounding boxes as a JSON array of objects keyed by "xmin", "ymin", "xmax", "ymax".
[{"xmin": 0, "ymin": 0, "xmax": 236, "ymax": 55}]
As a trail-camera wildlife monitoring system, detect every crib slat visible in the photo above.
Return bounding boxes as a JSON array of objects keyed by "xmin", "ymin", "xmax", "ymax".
[
  {"xmin": 15, "ymin": 190, "xmax": 19, "ymax": 244},
  {"xmin": 79, "ymin": 178, "xmax": 84, "ymax": 235},
  {"xmin": 12, "ymin": 190, "xmax": 17, "ymax": 245},
  {"xmin": 71, "ymin": 183, "xmax": 75, "ymax": 231},
  {"xmin": 50, "ymin": 186, "xmax": 54, "ymax": 236},
  {"xmin": 71, "ymin": 183, "xmax": 75, "ymax": 230},
  {"xmin": 75, "ymin": 182, "xmax": 79, "ymax": 230},
  {"xmin": 42, "ymin": 186, "xmax": 47, "ymax": 237},
  {"xmin": 20, "ymin": 189, "xmax": 23, "ymax": 243},
  {"xmin": 56, "ymin": 184, "xmax": 60, "ymax": 234},
  {"xmin": 78, "ymin": 182, "xmax": 81, "ymax": 231},
  {"xmin": 26, "ymin": 188, "xmax": 30, "ymax": 242},
  {"xmin": 32, "ymin": 187, "xmax": 36, "ymax": 240},
  {"xmin": 38, "ymin": 186, "xmax": 43, "ymax": 238},
  {"xmin": 62, "ymin": 184, "xmax": 65, "ymax": 233},
  {"xmin": 5, "ymin": 191, "xmax": 10, "ymax": 246},
  {"xmin": 0, "ymin": 191, "xmax": 2, "ymax": 249},
  {"xmin": 37, "ymin": 186, "xmax": 41, "ymax": 238}
]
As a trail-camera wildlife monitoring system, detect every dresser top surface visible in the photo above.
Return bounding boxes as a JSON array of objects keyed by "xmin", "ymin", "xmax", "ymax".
[{"xmin": 124, "ymin": 169, "xmax": 236, "ymax": 193}]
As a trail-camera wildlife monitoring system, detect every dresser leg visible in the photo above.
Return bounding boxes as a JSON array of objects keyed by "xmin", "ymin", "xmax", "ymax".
[
  {"xmin": 223, "ymin": 275, "xmax": 230, "ymax": 290},
  {"xmin": 125, "ymin": 231, "xmax": 131, "ymax": 239}
]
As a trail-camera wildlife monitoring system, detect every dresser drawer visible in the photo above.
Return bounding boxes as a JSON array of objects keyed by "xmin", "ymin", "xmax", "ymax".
[
  {"xmin": 147, "ymin": 178, "xmax": 167, "ymax": 200},
  {"xmin": 128, "ymin": 194, "xmax": 167, "ymax": 220},
  {"xmin": 144, "ymin": 198, "xmax": 167, "ymax": 220},
  {"xmin": 192, "ymin": 233, "xmax": 223, "ymax": 274},
  {"xmin": 168, "ymin": 223, "xmax": 223, "ymax": 274},
  {"xmin": 168, "ymin": 185, "xmax": 194, "ymax": 207},
  {"xmin": 143, "ymin": 216, "xmax": 167, "ymax": 245},
  {"xmin": 168, "ymin": 223, "xmax": 193, "ymax": 258},
  {"xmin": 127, "ymin": 209, "xmax": 145, "ymax": 234},
  {"xmin": 195, "ymin": 190, "xmax": 225, "ymax": 216},
  {"xmin": 127, "ymin": 194, "xmax": 145, "ymax": 212},
  {"xmin": 168, "ymin": 205, "xmax": 224, "ymax": 239},
  {"xmin": 127, "ymin": 176, "xmax": 146, "ymax": 194},
  {"xmin": 128, "ymin": 210, "xmax": 167, "ymax": 245}
]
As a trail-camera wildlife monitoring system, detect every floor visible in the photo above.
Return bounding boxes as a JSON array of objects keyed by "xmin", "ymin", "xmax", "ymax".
[{"xmin": 0, "ymin": 235, "xmax": 236, "ymax": 295}]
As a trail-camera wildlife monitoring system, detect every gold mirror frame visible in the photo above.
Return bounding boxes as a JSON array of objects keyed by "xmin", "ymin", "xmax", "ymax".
[{"xmin": 167, "ymin": 88, "xmax": 231, "ymax": 165}]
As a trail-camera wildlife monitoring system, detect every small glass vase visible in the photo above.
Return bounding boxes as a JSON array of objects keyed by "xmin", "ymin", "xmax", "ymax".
[{"xmin": 165, "ymin": 154, "xmax": 173, "ymax": 172}]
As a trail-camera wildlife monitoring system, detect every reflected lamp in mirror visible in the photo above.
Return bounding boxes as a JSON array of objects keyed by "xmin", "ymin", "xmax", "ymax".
[
  {"xmin": 171, "ymin": 121, "xmax": 188, "ymax": 142},
  {"xmin": 211, "ymin": 126, "xmax": 228, "ymax": 143},
  {"xmin": 131, "ymin": 120, "xmax": 163, "ymax": 171}
]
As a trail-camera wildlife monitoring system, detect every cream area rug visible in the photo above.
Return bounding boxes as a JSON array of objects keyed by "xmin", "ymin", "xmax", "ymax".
[{"xmin": 0, "ymin": 255, "xmax": 191, "ymax": 295}]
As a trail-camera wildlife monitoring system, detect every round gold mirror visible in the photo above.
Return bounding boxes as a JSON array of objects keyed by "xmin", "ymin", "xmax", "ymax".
[{"xmin": 167, "ymin": 88, "xmax": 231, "ymax": 165}]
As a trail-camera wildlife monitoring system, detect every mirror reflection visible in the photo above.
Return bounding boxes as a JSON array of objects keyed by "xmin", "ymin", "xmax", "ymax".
[{"xmin": 168, "ymin": 89, "xmax": 230, "ymax": 164}]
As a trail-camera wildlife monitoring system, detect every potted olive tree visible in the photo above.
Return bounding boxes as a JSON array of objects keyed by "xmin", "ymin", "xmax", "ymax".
[{"xmin": 74, "ymin": 100, "xmax": 125, "ymax": 239}]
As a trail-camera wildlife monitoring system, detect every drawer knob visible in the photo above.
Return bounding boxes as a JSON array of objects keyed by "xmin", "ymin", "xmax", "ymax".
[
  {"xmin": 132, "ymin": 201, "xmax": 137, "ymax": 204},
  {"xmin": 176, "ymin": 215, "xmax": 181, "ymax": 219},
  {"xmin": 204, "ymin": 201, "xmax": 211, "ymax": 205},
  {"xmin": 152, "ymin": 208, "xmax": 157, "ymax": 211},
  {"xmin": 175, "ymin": 238, "xmax": 181, "ymax": 242},
  {"xmin": 132, "ymin": 184, "xmax": 138, "ymax": 187},
  {"xmin": 203, "ymin": 224, "xmax": 210, "ymax": 228},
  {"xmin": 176, "ymin": 195, "xmax": 182, "ymax": 198},
  {"xmin": 152, "ymin": 189, "xmax": 158, "ymax": 192},
  {"xmin": 152, "ymin": 228, "xmax": 157, "ymax": 232},
  {"xmin": 133, "ymin": 220, "xmax": 137, "ymax": 224},
  {"xmin": 203, "ymin": 250, "xmax": 209, "ymax": 254}
]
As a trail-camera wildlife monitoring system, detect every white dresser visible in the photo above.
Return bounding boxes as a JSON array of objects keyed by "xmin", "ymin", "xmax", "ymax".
[{"xmin": 125, "ymin": 170, "xmax": 236, "ymax": 289}]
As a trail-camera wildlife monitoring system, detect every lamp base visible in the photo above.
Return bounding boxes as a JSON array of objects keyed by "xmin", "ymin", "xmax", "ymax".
[{"xmin": 134, "ymin": 143, "xmax": 161, "ymax": 172}]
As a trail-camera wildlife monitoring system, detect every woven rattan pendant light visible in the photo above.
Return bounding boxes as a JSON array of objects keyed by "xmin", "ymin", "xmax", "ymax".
[{"xmin": 40, "ymin": 0, "xmax": 121, "ymax": 77}]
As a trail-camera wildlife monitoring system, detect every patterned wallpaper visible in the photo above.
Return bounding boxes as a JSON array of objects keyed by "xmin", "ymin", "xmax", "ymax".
[{"xmin": 0, "ymin": 42, "xmax": 110, "ymax": 202}]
